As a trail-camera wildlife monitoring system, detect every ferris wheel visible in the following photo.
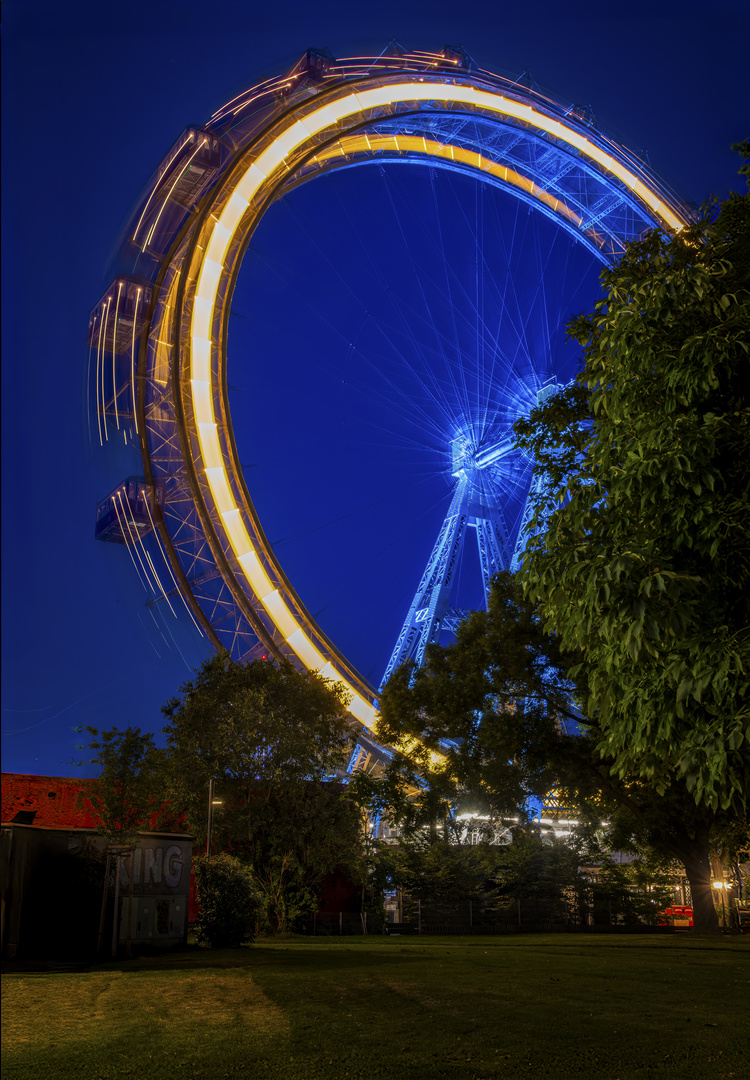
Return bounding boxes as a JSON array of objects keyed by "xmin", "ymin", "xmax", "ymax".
[{"xmin": 89, "ymin": 44, "xmax": 690, "ymax": 753}]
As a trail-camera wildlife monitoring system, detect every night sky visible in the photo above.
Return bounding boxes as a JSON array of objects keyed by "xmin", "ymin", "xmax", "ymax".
[{"xmin": 2, "ymin": 0, "xmax": 748, "ymax": 778}]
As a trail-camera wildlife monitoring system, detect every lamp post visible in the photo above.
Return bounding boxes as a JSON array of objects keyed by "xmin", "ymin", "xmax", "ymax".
[
  {"xmin": 713, "ymin": 881, "xmax": 728, "ymax": 929},
  {"xmin": 206, "ymin": 778, "xmax": 224, "ymax": 857}
]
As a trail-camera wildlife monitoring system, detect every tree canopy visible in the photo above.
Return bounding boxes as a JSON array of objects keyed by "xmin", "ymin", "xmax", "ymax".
[
  {"xmin": 513, "ymin": 191, "xmax": 750, "ymax": 814},
  {"xmin": 81, "ymin": 725, "xmax": 165, "ymax": 843},
  {"xmin": 377, "ymin": 572, "xmax": 745, "ymax": 931},
  {"xmin": 376, "ymin": 185, "xmax": 750, "ymax": 930},
  {"xmin": 161, "ymin": 651, "xmax": 352, "ymax": 835},
  {"xmin": 160, "ymin": 652, "xmax": 363, "ymax": 931}
]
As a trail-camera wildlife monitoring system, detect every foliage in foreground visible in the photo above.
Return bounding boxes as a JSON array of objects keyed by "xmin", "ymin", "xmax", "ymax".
[
  {"xmin": 378, "ymin": 571, "xmax": 745, "ymax": 931},
  {"xmin": 514, "ymin": 189, "xmax": 750, "ymax": 814},
  {"xmin": 193, "ymin": 852, "xmax": 262, "ymax": 947},
  {"xmin": 374, "ymin": 182, "xmax": 749, "ymax": 932},
  {"xmin": 373, "ymin": 802, "xmax": 679, "ymax": 926}
]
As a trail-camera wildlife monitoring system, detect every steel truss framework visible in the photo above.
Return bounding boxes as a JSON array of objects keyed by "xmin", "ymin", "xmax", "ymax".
[
  {"xmin": 381, "ymin": 378, "xmax": 559, "ymax": 685},
  {"xmin": 90, "ymin": 45, "xmax": 690, "ymax": 749}
]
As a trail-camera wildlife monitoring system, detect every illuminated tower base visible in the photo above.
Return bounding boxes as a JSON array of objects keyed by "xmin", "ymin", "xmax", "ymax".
[{"xmin": 381, "ymin": 379, "xmax": 556, "ymax": 686}]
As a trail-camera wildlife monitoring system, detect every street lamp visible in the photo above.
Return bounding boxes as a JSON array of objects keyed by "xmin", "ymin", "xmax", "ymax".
[
  {"xmin": 206, "ymin": 778, "xmax": 223, "ymax": 857},
  {"xmin": 713, "ymin": 881, "xmax": 728, "ymax": 928}
]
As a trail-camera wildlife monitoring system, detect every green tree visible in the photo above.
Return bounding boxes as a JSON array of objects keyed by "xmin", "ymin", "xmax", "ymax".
[
  {"xmin": 161, "ymin": 652, "xmax": 352, "ymax": 839},
  {"xmin": 82, "ymin": 725, "xmax": 165, "ymax": 843},
  {"xmin": 161, "ymin": 652, "xmax": 362, "ymax": 932},
  {"xmin": 585, "ymin": 853, "xmax": 676, "ymax": 927},
  {"xmin": 513, "ymin": 191, "xmax": 750, "ymax": 815},
  {"xmin": 374, "ymin": 834, "xmax": 502, "ymax": 905},
  {"xmin": 376, "ymin": 572, "xmax": 576, "ymax": 828},
  {"xmin": 237, "ymin": 781, "xmax": 365, "ymax": 934},
  {"xmin": 193, "ymin": 853, "xmax": 262, "ymax": 947},
  {"xmin": 489, "ymin": 830, "xmax": 583, "ymax": 906},
  {"xmin": 377, "ymin": 572, "xmax": 744, "ymax": 931}
]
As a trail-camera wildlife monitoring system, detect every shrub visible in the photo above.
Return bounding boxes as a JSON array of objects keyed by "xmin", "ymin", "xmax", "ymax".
[{"xmin": 193, "ymin": 853, "xmax": 262, "ymax": 947}]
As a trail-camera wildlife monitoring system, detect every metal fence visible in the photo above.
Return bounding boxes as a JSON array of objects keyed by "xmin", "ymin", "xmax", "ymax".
[
  {"xmin": 307, "ymin": 898, "xmax": 669, "ymax": 936},
  {"xmin": 310, "ymin": 912, "xmax": 371, "ymax": 935}
]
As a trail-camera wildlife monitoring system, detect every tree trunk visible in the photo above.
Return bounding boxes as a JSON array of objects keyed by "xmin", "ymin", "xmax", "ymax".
[{"xmin": 675, "ymin": 836, "xmax": 720, "ymax": 934}]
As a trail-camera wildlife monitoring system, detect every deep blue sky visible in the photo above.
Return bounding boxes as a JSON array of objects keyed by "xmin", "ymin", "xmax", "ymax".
[{"xmin": 2, "ymin": 0, "xmax": 748, "ymax": 778}]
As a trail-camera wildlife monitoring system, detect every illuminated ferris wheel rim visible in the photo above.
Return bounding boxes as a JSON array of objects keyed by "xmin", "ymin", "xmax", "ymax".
[{"xmin": 134, "ymin": 58, "xmax": 690, "ymax": 736}]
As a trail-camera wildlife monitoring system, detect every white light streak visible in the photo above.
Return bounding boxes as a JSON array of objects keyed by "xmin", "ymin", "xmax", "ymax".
[
  {"xmin": 184, "ymin": 75, "xmax": 687, "ymax": 733},
  {"xmin": 140, "ymin": 489, "xmax": 205, "ymax": 636},
  {"xmin": 132, "ymin": 133, "xmax": 193, "ymax": 243},
  {"xmin": 90, "ymin": 313, "xmax": 103, "ymax": 447},
  {"xmin": 111, "ymin": 282, "xmax": 123, "ymax": 430},
  {"xmin": 131, "ymin": 287, "xmax": 141, "ymax": 436},
  {"xmin": 143, "ymin": 545, "xmax": 178, "ymax": 618},
  {"xmin": 112, "ymin": 493, "xmax": 150, "ymax": 592},
  {"xmin": 144, "ymin": 138, "xmax": 208, "ymax": 251},
  {"xmin": 99, "ymin": 297, "xmax": 111, "ymax": 442}
]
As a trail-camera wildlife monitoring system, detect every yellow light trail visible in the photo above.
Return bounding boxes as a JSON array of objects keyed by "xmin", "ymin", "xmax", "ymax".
[
  {"xmin": 91, "ymin": 313, "xmax": 104, "ymax": 447},
  {"xmin": 313, "ymin": 134, "xmax": 582, "ymax": 227},
  {"xmin": 130, "ymin": 287, "xmax": 141, "ymax": 436},
  {"xmin": 86, "ymin": 323, "xmax": 95, "ymax": 447},
  {"xmin": 132, "ymin": 134, "xmax": 193, "ymax": 244},
  {"xmin": 212, "ymin": 74, "xmax": 284, "ymax": 120},
  {"xmin": 115, "ymin": 489, "xmax": 177, "ymax": 618},
  {"xmin": 144, "ymin": 138, "xmax": 209, "ymax": 251},
  {"xmin": 184, "ymin": 77, "xmax": 688, "ymax": 736},
  {"xmin": 143, "ymin": 544, "xmax": 178, "ymax": 619},
  {"xmin": 141, "ymin": 488, "xmax": 206, "ymax": 636},
  {"xmin": 112, "ymin": 492, "xmax": 151, "ymax": 592},
  {"xmin": 111, "ymin": 282, "xmax": 123, "ymax": 430},
  {"xmin": 99, "ymin": 296, "xmax": 111, "ymax": 442}
]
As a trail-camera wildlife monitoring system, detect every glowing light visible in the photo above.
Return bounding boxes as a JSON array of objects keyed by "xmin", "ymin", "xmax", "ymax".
[
  {"xmin": 204, "ymin": 467, "xmax": 235, "ymax": 514},
  {"xmin": 144, "ymin": 138, "xmax": 208, "ymax": 250},
  {"xmin": 99, "ymin": 297, "xmax": 111, "ymax": 442},
  {"xmin": 192, "ymin": 338, "xmax": 212, "ymax": 382},
  {"xmin": 185, "ymin": 73, "xmax": 688, "ymax": 734},
  {"xmin": 220, "ymin": 192, "xmax": 250, "ymax": 235},
  {"xmin": 261, "ymin": 589, "xmax": 299, "ymax": 638},
  {"xmin": 143, "ymin": 546, "xmax": 178, "ymax": 618},
  {"xmin": 91, "ymin": 313, "xmax": 103, "ymax": 447},
  {"xmin": 197, "ymin": 258, "xmax": 223, "ymax": 299},
  {"xmin": 205, "ymin": 221, "xmax": 233, "ymax": 267},
  {"xmin": 197, "ymin": 423, "xmax": 223, "ymax": 468},
  {"xmin": 315, "ymin": 134, "xmax": 582, "ymax": 227},
  {"xmin": 396, "ymin": 734, "xmax": 447, "ymax": 771},
  {"xmin": 130, "ymin": 287, "xmax": 141, "ymax": 436},
  {"xmin": 221, "ymin": 507, "xmax": 252, "ymax": 557},
  {"xmin": 237, "ymin": 549, "xmax": 274, "ymax": 599},
  {"xmin": 112, "ymin": 493, "xmax": 150, "ymax": 590},
  {"xmin": 132, "ymin": 133, "xmax": 193, "ymax": 242},
  {"xmin": 285, "ymin": 627, "xmax": 327, "ymax": 671},
  {"xmin": 191, "ymin": 380, "xmax": 214, "ymax": 424},
  {"xmin": 140, "ymin": 488, "xmax": 205, "ymax": 636},
  {"xmin": 191, "ymin": 297, "xmax": 214, "ymax": 341}
]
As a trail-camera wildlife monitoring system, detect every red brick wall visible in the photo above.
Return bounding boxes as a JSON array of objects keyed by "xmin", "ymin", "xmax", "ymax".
[
  {"xmin": 2, "ymin": 773, "xmax": 361, "ymax": 924},
  {"xmin": 1, "ymin": 773, "xmax": 98, "ymax": 828}
]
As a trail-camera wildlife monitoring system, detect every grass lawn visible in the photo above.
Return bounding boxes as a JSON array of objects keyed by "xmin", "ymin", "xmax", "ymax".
[{"xmin": 2, "ymin": 934, "xmax": 748, "ymax": 1079}]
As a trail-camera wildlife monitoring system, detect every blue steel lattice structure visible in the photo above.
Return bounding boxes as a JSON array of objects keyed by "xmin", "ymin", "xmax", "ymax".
[
  {"xmin": 89, "ymin": 45, "xmax": 691, "ymax": 757},
  {"xmin": 381, "ymin": 378, "xmax": 561, "ymax": 685}
]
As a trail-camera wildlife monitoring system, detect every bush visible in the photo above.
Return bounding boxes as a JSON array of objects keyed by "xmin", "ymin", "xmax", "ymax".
[{"xmin": 193, "ymin": 853, "xmax": 262, "ymax": 947}]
